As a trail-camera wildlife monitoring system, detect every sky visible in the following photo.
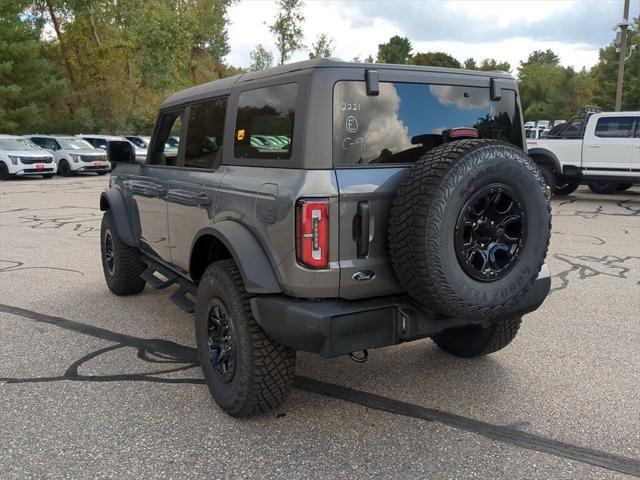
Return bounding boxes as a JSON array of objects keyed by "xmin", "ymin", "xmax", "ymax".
[{"xmin": 226, "ymin": 0, "xmax": 640, "ymax": 73}]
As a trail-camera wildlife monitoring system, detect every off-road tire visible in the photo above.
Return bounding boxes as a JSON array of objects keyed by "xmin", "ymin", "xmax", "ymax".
[
  {"xmin": 553, "ymin": 180, "xmax": 579, "ymax": 196},
  {"xmin": 588, "ymin": 181, "xmax": 617, "ymax": 194},
  {"xmin": 389, "ymin": 139, "xmax": 550, "ymax": 320},
  {"xmin": 195, "ymin": 260, "xmax": 296, "ymax": 417},
  {"xmin": 100, "ymin": 210, "xmax": 146, "ymax": 295},
  {"xmin": 58, "ymin": 159, "xmax": 72, "ymax": 177},
  {"xmin": 0, "ymin": 162, "xmax": 11, "ymax": 180},
  {"xmin": 432, "ymin": 317, "xmax": 522, "ymax": 357}
]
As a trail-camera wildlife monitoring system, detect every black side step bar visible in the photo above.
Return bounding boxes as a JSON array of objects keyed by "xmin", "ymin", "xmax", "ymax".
[{"xmin": 141, "ymin": 257, "xmax": 197, "ymax": 313}]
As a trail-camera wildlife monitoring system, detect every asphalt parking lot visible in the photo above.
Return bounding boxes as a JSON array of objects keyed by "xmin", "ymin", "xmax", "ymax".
[{"xmin": 1, "ymin": 175, "xmax": 639, "ymax": 479}]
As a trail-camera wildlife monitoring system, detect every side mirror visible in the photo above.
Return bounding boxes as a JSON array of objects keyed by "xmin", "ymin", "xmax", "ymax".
[{"xmin": 98, "ymin": 145, "xmax": 107, "ymax": 150}]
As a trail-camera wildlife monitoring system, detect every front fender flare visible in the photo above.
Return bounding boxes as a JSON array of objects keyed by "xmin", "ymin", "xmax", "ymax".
[
  {"xmin": 194, "ymin": 221, "xmax": 281, "ymax": 294},
  {"xmin": 100, "ymin": 189, "xmax": 137, "ymax": 247}
]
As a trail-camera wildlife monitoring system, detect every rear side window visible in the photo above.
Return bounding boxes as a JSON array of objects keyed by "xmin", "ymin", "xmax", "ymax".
[
  {"xmin": 595, "ymin": 116, "xmax": 635, "ymax": 138},
  {"xmin": 333, "ymin": 81, "xmax": 522, "ymax": 166},
  {"xmin": 184, "ymin": 98, "xmax": 227, "ymax": 169},
  {"xmin": 234, "ymin": 83, "xmax": 296, "ymax": 160}
]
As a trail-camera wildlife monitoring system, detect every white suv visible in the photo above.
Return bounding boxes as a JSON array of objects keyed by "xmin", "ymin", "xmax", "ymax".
[
  {"xmin": 0, "ymin": 135, "xmax": 56, "ymax": 180},
  {"xmin": 25, "ymin": 135, "xmax": 110, "ymax": 176}
]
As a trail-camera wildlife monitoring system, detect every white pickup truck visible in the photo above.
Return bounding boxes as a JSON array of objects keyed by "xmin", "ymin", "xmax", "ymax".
[{"xmin": 527, "ymin": 111, "xmax": 640, "ymax": 195}]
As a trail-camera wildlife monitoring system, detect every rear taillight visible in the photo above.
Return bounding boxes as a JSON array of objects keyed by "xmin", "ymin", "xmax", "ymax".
[{"xmin": 296, "ymin": 199, "xmax": 329, "ymax": 269}]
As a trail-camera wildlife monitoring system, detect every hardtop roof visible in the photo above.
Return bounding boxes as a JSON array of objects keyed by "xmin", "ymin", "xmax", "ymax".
[{"xmin": 161, "ymin": 57, "xmax": 515, "ymax": 109}]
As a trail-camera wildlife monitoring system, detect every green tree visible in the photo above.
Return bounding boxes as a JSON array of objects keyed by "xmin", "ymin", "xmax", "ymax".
[
  {"xmin": 463, "ymin": 58, "xmax": 477, "ymax": 70},
  {"xmin": 269, "ymin": 0, "xmax": 305, "ymax": 65},
  {"xmin": 412, "ymin": 51, "xmax": 460, "ymax": 68},
  {"xmin": 478, "ymin": 58, "xmax": 511, "ymax": 72},
  {"xmin": 377, "ymin": 35, "xmax": 412, "ymax": 64},
  {"xmin": 0, "ymin": 0, "xmax": 67, "ymax": 133},
  {"xmin": 250, "ymin": 44, "xmax": 273, "ymax": 71},
  {"xmin": 518, "ymin": 50, "xmax": 570, "ymax": 121},
  {"xmin": 308, "ymin": 33, "xmax": 332, "ymax": 59},
  {"xmin": 522, "ymin": 49, "xmax": 561, "ymax": 67}
]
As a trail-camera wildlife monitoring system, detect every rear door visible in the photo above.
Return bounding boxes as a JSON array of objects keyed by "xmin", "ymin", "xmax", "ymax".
[
  {"xmin": 333, "ymin": 78, "xmax": 524, "ymax": 299},
  {"xmin": 166, "ymin": 97, "xmax": 228, "ymax": 272},
  {"xmin": 582, "ymin": 115, "xmax": 635, "ymax": 176},
  {"xmin": 130, "ymin": 109, "xmax": 185, "ymax": 261}
]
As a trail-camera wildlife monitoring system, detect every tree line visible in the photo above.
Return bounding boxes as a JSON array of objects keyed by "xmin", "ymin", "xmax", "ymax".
[{"xmin": 1, "ymin": 0, "xmax": 638, "ymax": 135}]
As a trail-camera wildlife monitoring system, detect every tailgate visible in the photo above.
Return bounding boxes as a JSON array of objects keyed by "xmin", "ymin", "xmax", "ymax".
[{"xmin": 335, "ymin": 167, "xmax": 407, "ymax": 299}]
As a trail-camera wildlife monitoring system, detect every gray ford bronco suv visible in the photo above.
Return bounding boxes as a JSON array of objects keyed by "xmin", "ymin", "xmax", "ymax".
[{"xmin": 99, "ymin": 59, "xmax": 551, "ymax": 417}]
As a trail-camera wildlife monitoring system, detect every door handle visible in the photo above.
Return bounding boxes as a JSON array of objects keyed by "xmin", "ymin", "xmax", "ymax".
[
  {"xmin": 354, "ymin": 201, "xmax": 370, "ymax": 258},
  {"xmin": 167, "ymin": 190, "xmax": 211, "ymax": 208},
  {"xmin": 194, "ymin": 193, "xmax": 212, "ymax": 207},
  {"xmin": 132, "ymin": 181, "xmax": 164, "ymax": 197},
  {"xmin": 590, "ymin": 144, "xmax": 602, "ymax": 148}
]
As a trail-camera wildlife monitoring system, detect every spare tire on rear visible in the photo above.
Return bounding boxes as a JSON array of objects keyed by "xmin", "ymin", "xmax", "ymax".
[{"xmin": 388, "ymin": 139, "xmax": 550, "ymax": 320}]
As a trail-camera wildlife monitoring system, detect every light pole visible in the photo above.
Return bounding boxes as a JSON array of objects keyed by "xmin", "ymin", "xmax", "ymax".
[{"xmin": 614, "ymin": 0, "xmax": 631, "ymax": 111}]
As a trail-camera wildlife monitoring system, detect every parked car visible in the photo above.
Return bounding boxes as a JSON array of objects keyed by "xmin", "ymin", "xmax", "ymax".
[
  {"xmin": 24, "ymin": 134, "xmax": 110, "ymax": 176},
  {"xmin": 76, "ymin": 134, "xmax": 139, "ymax": 165},
  {"xmin": 553, "ymin": 119, "xmax": 565, "ymax": 127},
  {"xmin": 0, "ymin": 135, "xmax": 56, "ymax": 179},
  {"xmin": 536, "ymin": 120, "xmax": 550, "ymax": 129},
  {"xmin": 525, "ymin": 127, "xmax": 545, "ymax": 139},
  {"xmin": 524, "ymin": 121, "xmax": 536, "ymax": 129},
  {"xmin": 528, "ymin": 111, "xmax": 640, "ymax": 195},
  {"xmin": 99, "ymin": 58, "xmax": 551, "ymax": 417}
]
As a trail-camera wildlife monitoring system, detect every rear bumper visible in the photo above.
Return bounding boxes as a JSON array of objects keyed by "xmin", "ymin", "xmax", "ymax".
[{"xmin": 252, "ymin": 264, "xmax": 551, "ymax": 358}]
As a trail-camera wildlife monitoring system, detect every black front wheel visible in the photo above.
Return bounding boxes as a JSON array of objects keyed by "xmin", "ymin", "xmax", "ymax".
[
  {"xmin": 0, "ymin": 162, "xmax": 11, "ymax": 180},
  {"xmin": 195, "ymin": 260, "xmax": 296, "ymax": 417},
  {"xmin": 58, "ymin": 159, "xmax": 72, "ymax": 177},
  {"xmin": 554, "ymin": 180, "xmax": 579, "ymax": 196},
  {"xmin": 100, "ymin": 211, "xmax": 146, "ymax": 295},
  {"xmin": 432, "ymin": 317, "xmax": 522, "ymax": 357},
  {"xmin": 588, "ymin": 181, "xmax": 617, "ymax": 195}
]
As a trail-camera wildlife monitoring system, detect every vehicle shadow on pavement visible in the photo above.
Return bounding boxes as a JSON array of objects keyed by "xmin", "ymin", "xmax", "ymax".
[{"xmin": 2, "ymin": 301, "xmax": 640, "ymax": 477}]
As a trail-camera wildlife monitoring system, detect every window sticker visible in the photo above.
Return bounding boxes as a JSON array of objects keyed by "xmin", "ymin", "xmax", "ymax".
[{"xmin": 237, "ymin": 129, "xmax": 245, "ymax": 141}]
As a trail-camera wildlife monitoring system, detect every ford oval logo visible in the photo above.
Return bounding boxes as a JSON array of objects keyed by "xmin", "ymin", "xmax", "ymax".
[{"xmin": 352, "ymin": 270, "xmax": 376, "ymax": 282}]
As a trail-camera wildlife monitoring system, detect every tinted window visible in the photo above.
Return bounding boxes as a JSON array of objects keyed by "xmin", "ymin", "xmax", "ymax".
[
  {"xmin": 31, "ymin": 137, "xmax": 58, "ymax": 150},
  {"xmin": 149, "ymin": 111, "xmax": 183, "ymax": 166},
  {"xmin": 333, "ymin": 81, "xmax": 522, "ymax": 166},
  {"xmin": 184, "ymin": 98, "xmax": 227, "ymax": 169},
  {"xmin": 595, "ymin": 117, "xmax": 635, "ymax": 138},
  {"xmin": 84, "ymin": 137, "xmax": 107, "ymax": 149},
  {"xmin": 234, "ymin": 83, "xmax": 296, "ymax": 160}
]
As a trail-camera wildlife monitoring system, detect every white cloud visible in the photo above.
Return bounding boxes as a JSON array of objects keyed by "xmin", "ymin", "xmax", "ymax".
[{"xmin": 226, "ymin": 0, "xmax": 636, "ymax": 71}]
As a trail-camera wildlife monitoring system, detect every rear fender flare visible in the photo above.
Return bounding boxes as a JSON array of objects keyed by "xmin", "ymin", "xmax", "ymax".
[{"xmin": 193, "ymin": 221, "xmax": 281, "ymax": 294}]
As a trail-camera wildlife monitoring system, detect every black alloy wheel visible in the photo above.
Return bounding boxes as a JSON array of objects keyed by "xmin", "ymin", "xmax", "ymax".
[
  {"xmin": 454, "ymin": 184, "xmax": 526, "ymax": 282},
  {"xmin": 104, "ymin": 230, "xmax": 115, "ymax": 275},
  {"xmin": 206, "ymin": 299, "xmax": 236, "ymax": 383}
]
